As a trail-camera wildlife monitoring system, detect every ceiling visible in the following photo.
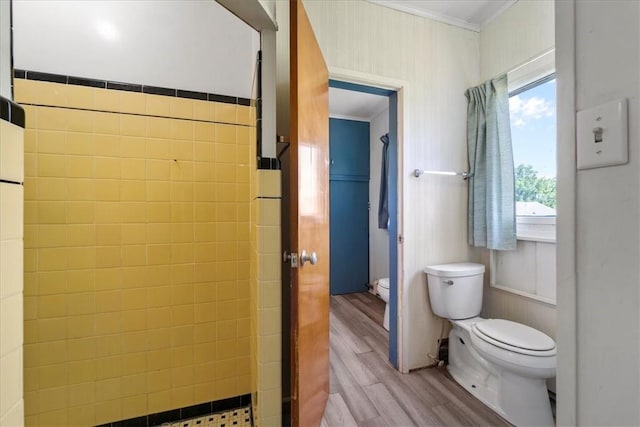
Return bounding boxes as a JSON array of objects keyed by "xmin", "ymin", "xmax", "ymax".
[
  {"xmin": 369, "ymin": 0, "xmax": 517, "ymax": 32},
  {"xmin": 329, "ymin": 87, "xmax": 389, "ymax": 122}
]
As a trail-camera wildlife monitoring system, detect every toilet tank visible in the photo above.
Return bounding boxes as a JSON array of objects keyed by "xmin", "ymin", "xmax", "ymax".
[{"xmin": 424, "ymin": 262, "xmax": 485, "ymax": 320}]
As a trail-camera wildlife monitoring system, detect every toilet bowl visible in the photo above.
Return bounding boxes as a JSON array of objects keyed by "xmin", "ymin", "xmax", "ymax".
[
  {"xmin": 377, "ymin": 278, "xmax": 390, "ymax": 331},
  {"xmin": 425, "ymin": 263, "xmax": 556, "ymax": 427}
]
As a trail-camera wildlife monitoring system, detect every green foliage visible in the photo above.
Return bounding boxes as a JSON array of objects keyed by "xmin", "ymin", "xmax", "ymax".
[{"xmin": 514, "ymin": 164, "xmax": 556, "ymax": 208}]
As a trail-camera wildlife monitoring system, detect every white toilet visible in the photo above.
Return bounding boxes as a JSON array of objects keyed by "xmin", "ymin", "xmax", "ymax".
[
  {"xmin": 425, "ymin": 262, "xmax": 556, "ymax": 427},
  {"xmin": 377, "ymin": 278, "xmax": 390, "ymax": 331}
]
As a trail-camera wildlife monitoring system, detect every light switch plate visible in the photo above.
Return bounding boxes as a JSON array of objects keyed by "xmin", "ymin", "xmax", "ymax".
[{"xmin": 577, "ymin": 98, "xmax": 628, "ymax": 170}]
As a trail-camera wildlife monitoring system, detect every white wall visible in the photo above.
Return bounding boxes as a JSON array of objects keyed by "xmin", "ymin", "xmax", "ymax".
[
  {"xmin": 556, "ymin": 1, "xmax": 640, "ymax": 425},
  {"xmin": 0, "ymin": 0, "xmax": 11, "ymax": 99},
  {"xmin": 477, "ymin": 0, "xmax": 557, "ymax": 342},
  {"xmin": 369, "ymin": 107, "xmax": 389, "ymax": 282},
  {"xmin": 299, "ymin": 0, "xmax": 479, "ymax": 370},
  {"xmin": 13, "ymin": 0, "xmax": 259, "ymax": 98}
]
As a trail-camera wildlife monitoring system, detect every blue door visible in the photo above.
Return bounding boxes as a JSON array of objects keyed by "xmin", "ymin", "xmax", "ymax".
[{"xmin": 329, "ymin": 118, "xmax": 370, "ymax": 295}]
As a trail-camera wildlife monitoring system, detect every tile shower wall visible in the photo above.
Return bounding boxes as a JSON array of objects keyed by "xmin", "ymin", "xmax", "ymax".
[
  {"xmin": 15, "ymin": 78, "xmax": 255, "ymax": 426},
  {"xmin": 0, "ymin": 115, "xmax": 26, "ymax": 427}
]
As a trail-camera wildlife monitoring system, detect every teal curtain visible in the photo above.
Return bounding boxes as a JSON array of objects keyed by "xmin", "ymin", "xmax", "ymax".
[{"xmin": 465, "ymin": 74, "xmax": 516, "ymax": 250}]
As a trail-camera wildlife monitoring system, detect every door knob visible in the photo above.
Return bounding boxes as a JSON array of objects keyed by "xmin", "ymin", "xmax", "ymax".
[{"xmin": 300, "ymin": 250, "xmax": 318, "ymax": 266}]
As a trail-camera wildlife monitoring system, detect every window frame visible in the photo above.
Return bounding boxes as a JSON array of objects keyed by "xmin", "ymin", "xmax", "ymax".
[{"xmin": 507, "ymin": 50, "xmax": 557, "ymax": 243}]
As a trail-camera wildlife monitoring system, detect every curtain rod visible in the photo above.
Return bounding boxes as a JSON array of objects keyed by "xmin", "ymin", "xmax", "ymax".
[{"xmin": 413, "ymin": 169, "xmax": 473, "ymax": 180}]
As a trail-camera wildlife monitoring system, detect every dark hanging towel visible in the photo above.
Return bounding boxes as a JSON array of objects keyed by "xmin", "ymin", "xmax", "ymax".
[{"xmin": 378, "ymin": 133, "xmax": 390, "ymax": 229}]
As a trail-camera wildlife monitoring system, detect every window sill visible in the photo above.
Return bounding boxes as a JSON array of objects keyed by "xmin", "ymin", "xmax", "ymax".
[{"xmin": 516, "ymin": 216, "xmax": 556, "ymax": 243}]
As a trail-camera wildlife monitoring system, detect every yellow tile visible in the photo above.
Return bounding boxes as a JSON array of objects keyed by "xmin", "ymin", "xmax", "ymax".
[
  {"xmin": 194, "ymin": 202, "xmax": 215, "ymax": 223},
  {"xmin": 237, "ymin": 105, "xmax": 253, "ymax": 126},
  {"xmin": 194, "ymin": 143, "xmax": 214, "ymax": 163},
  {"xmin": 215, "ymin": 123, "xmax": 236, "ymax": 144},
  {"xmin": 215, "ymin": 164, "xmax": 237, "ymax": 183},
  {"xmin": 96, "ymin": 246, "xmax": 121, "ymax": 268},
  {"xmin": 95, "ymin": 267, "xmax": 123, "ymax": 290},
  {"xmin": 95, "ymin": 224, "xmax": 121, "ymax": 246},
  {"xmin": 147, "ymin": 159, "xmax": 171, "ymax": 180},
  {"xmin": 193, "ymin": 100, "xmax": 215, "ymax": 121},
  {"xmin": 94, "ymin": 202, "xmax": 121, "ymax": 224},
  {"xmin": 94, "ymin": 356, "xmax": 122, "ymax": 380},
  {"xmin": 215, "ymin": 358, "xmax": 237, "ymax": 379},
  {"xmin": 38, "ymin": 386, "xmax": 69, "ymax": 417},
  {"xmin": 67, "ymin": 338, "xmax": 97, "ymax": 362},
  {"xmin": 215, "ymin": 143, "xmax": 236, "ymax": 164},
  {"xmin": 95, "ymin": 180, "xmax": 120, "ymax": 201},
  {"xmin": 24, "ymin": 178, "xmax": 38, "ymax": 202},
  {"xmin": 38, "ymin": 247, "xmax": 67, "ymax": 271},
  {"xmin": 121, "ymin": 202, "xmax": 147, "ymax": 223},
  {"xmin": 147, "ymin": 202, "xmax": 171, "ymax": 223},
  {"xmin": 170, "ymin": 97, "xmax": 193, "ymax": 119},
  {"xmin": 24, "ymin": 367, "xmax": 38, "ymax": 392},
  {"xmin": 96, "ymin": 290, "xmax": 122, "ymax": 313},
  {"xmin": 194, "ymin": 342, "xmax": 216, "ymax": 364},
  {"xmin": 94, "ymin": 134, "xmax": 121, "ymax": 157},
  {"xmin": 67, "ymin": 292, "xmax": 95, "ymax": 315},
  {"xmin": 122, "ymin": 394, "xmax": 147, "ymax": 420},
  {"xmin": 65, "ymin": 156, "xmax": 93, "ymax": 178},
  {"xmin": 37, "ymin": 153, "xmax": 65, "ymax": 177},
  {"xmin": 120, "ymin": 224, "xmax": 145, "ymax": 246},
  {"xmin": 170, "ymin": 265, "xmax": 194, "ymax": 286},
  {"xmin": 65, "ymin": 178, "xmax": 94, "ymax": 201},
  {"xmin": 147, "ymin": 328, "xmax": 171, "ymax": 352},
  {"xmin": 147, "ymin": 389, "xmax": 171, "ymax": 414},
  {"xmin": 38, "ymin": 177, "xmax": 66, "ymax": 201},
  {"xmin": 67, "ymin": 85, "xmax": 95, "ymax": 110},
  {"xmin": 171, "ymin": 365, "xmax": 194, "ymax": 388},
  {"xmin": 171, "ymin": 385, "xmax": 194, "ymax": 408},
  {"xmin": 67, "ymin": 404, "xmax": 96, "ymax": 426},
  {"xmin": 120, "ymin": 91, "xmax": 147, "ymax": 115},
  {"xmin": 36, "ymin": 129, "xmax": 66, "ymax": 154},
  {"xmin": 68, "ymin": 362, "xmax": 96, "ymax": 384},
  {"xmin": 194, "ymin": 302, "xmax": 216, "ymax": 324},
  {"xmin": 171, "ymin": 345, "xmax": 194, "ymax": 368},
  {"xmin": 147, "ymin": 181, "xmax": 170, "ymax": 202},
  {"xmin": 171, "ymin": 325, "xmax": 194, "ymax": 347},
  {"xmin": 147, "ymin": 138, "xmax": 171, "ymax": 160},
  {"xmin": 24, "ymin": 201, "xmax": 38, "ymax": 225},
  {"xmin": 120, "ymin": 372, "xmax": 147, "ymax": 397},
  {"xmin": 94, "ymin": 88, "xmax": 121, "ymax": 112},
  {"xmin": 171, "ymin": 119, "xmax": 194, "ymax": 140},
  {"xmin": 171, "ymin": 243, "xmax": 194, "ymax": 264},
  {"xmin": 66, "ymin": 270, "xmax": 95, "ymax": 294},
  {"xmin": 148, "ymin": 244, "xmax": 171, "ymax": 266},
  {"xmin": 38, "ymin": 363, "xmax": 68, "ymax": 389},
  {"xmin": 68, "ymin": 382, "xmax": 95, "ymax": 407},
  {"xmin": 215, "ymin": 103, "xmax": 237, "ymax": 124},
  {"xmin": 122, "ymin": 331, "xmax": 147, "ymax": 355},
  {"xmin": 147, "ymin": 307, "xmax": 171, "ymax": 329},
  {"xmin": 38, "ymin": 107, "xmax": 67, "ymax": 131},
  {"xmin": 171, "ymin": 223, "xmax": 194, "ymax": 243},
  {"xmin": 66, "ymin": 109, "xmax": 94, "ymax": 133},
  {"xmin": 194, "ymin": 243, "xmax": 215, "ymax": 263},
  {"xmin": 120, "ymin": 180, "xmax": 146, "ymax": 202},
  {"xmin": 193, "ymin": 381, "xmax": 215, "ymax": 403},
  {"xmin": 147, "ymin": 349, "xmax": 171, "ymax": 371},
  {"xmin": 95, "ymin": 312, "xmax": 122, "ymax": 335},
  {"xmin": 215, "ymin": 261, "xmax": 236, "ymax": 281},
  {"xmin": 215, "ymin": 377, "xmax": 237, "ymax": 400},
  {"xmin": 66, "ymin": 201, "xmax": 95, "ymax": 224},
  {"xmin": 38, "ymin": 339, "xmax": 68, "ymax": 365},
  {"xmin": 121, "ymin": 136, "xmax": 147, "ymax": 157},
  {"xmin": 93, "ymin": 111, "xmax": 121, "ymax": 135},
  {"xmin": 146, "ymin": 116, "xmax": 171, "ymax": 138},
  {"xmin": 95, "ymin": 377, "xmax": 121, "ymax": 401},
  {"xmin": 38, "ymin": 224, "xmax": 66, "ymax": 248},
  {"xmin": 14, "ymin": 78, "xmax": 37, "ymax": 103},
  {"xmin": 95, "ymin": 334, "xmax": 123, "ymax": 358},
  {"xmin": 146, "ymin": 94, "xmax": 171, "ymax": 116},
  {"xmin": 95, "ymin": 399, "xmax": 122, "ymax": 426},
  {"xmin": 121, "ymin": 352, "xmax": 146, "ymax": 375},
  {"xmin": 194, "ymin": 321, "xmax": 216, "ymax": 344},
  {"xmin": 121, "ymin": 309, "xmax": 147, "ymax": 332},
  {"xmin": 171, "ymin": 304, "xmax": 194, "ymax": 327},
  {"xmin": 95, "ymin": 157, "xmax": 121, "ymax": 179},
  {"xmin": 171, "ymin": 159, "xmax": 194, "ymax": 181},
  {"xmin": 216, "ymin": 183, "xmax": 236, "ymax": 202},
  {"xmin": 171, "ymin": 140, "xmax": 193, "ymax": 161},
  {"xmin": 147, "ymin": 369, "xmax": 170, "ymax": 394},
  {"xmin": 146, "ymin": 223, "xmax": 170, "ymax": 244},
  {"xmin": 194, "ymin": 122, "xmax": 215, "ymax": 142},
  {"xmin": 66, "ymin": 132, "xmax": 94, "ymax": 156},
  {"xmin": 36, "ymin": 81, "xmax": 67, "ymax": 107},
  {"xmin": 147, "ymin": 285, "xmax": 171, "ymax": 307},
  {"xmin": 120, "ymin": 114, "xmax": 146, "ymax": 137},
  {"xmin": 122, "ymin": 266, "xmax": 146, "ymax": 288},
  {"xmin": 67, "ymin": 314, "xmax": 95, "ymax": 339},
  {"xmin": 193, "ymin": 182, "xmax": 214, "ymax": 202},
  {"xmin": 121, "ymin": 158, "xmax": 146, "ymax": 179}
]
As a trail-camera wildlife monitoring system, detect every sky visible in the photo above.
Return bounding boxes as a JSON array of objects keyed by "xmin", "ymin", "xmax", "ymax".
[{"xmin": 509, "ymin": 79, "xmax": 556, "ymax": 178}]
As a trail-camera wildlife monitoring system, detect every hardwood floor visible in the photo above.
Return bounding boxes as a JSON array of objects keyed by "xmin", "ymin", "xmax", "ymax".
[{"xmin": 322, "ymin": 293, "xmax": 512, "ymax": 427}]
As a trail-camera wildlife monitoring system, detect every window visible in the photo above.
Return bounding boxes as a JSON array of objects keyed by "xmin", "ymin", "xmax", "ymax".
[{"xmin": 509, "ymin": 77, "xmax": 557, "ymax": 242}]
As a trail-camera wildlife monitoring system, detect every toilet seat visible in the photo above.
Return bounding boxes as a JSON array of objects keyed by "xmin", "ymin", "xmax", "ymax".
[{"xmin": 472, "ymin": 319, "xmax": 556, "ymax": 357}]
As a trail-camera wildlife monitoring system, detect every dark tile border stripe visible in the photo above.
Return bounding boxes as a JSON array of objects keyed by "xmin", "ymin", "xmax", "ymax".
[
  {"xmin": 0, "ymin": 95, "xmax": 26, "ymax": 128},
  {"xmin": 257, "ymin": 157, "xmax": 281, "ymax": 170},
  {"xmin": 14, "ymin": 69, "xmax": 253, "ymax": 107},
  {"xmin": 95, "ymin": 393, "xmax": 251, "ymax": 427}
]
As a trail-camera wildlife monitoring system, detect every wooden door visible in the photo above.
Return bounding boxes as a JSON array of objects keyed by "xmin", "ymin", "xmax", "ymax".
[
  {"xmin": 329, "ymin": 118, "xmax": 370, "ymax": 295},
  {"xmin": 289, "ymin": 0, "xmax": 330, "ymax": 426}
]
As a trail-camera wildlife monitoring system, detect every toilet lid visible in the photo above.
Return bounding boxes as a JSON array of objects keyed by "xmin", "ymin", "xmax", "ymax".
[{"xmin": 474, "ymin": 319, "xmax": 556, "ymax": 352}]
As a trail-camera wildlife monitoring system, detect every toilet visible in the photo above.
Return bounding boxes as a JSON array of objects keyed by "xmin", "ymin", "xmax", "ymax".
[
  {"xmin": 425, "ymin": 262, "xmax": 556, "ymax": 427},
  {"xmin": 377, "ymin": 278, "xmax": 390, "ymax": 331}
]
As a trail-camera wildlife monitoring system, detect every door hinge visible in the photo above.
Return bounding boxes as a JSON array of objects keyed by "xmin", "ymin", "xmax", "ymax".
[
  {"xmin": 398, "ymin": 234, "xmax": 404, "ymax": 244},
  {"xmin": 283, "ymin": 251, "xmax": 298, "ymax": 268}
]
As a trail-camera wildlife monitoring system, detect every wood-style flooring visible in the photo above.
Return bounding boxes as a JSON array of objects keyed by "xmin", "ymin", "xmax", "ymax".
[{"xmin": 322, "ymin": 292, "xmax": 512, "ymax": 427}]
